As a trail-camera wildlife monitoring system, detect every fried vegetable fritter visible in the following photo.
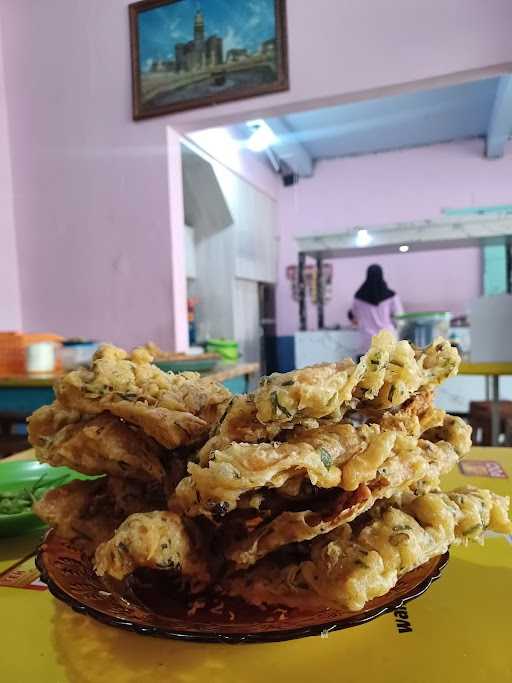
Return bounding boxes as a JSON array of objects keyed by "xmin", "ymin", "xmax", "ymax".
[
  {"xmin": 226, "ymin": 486, "xmax": 512, "ymax": 611},
  {"xmin": 31, "ymin": 334, "xmax": 509, "ymax": 618},
  {"xmin": 255, "ymin": 358, "xmax": 363, "ymax": 429},
  {"xmin": 225, "ymin": 433, "xmax": 462, "ymax": 569},
  {"xmin": 366, "ymin": 390, "xmax": 445, "ymax": 437},
  {"xmin": 205, "ymin": 332, "xmax": 460, "ymax": 442},
  {"xmin": 174, "ymin": 416, "xmax": 471, "ymax": 522},
  {"xmin": 175, "ymin": 424, "xmax": 389, "ymax": 519},
  {"xmin": 30, "ymin": 406, "xmax": 166, "ymax": 482},
  {"xmin": 94, "ymin": 511, "xmax": 209, "ymax": 591},
  {"xmin": 33, "ymin": 478, "xmax": 165, "ymax": 550},
  {"xmin": 423, "ymin": 414, "xmax": 473, "ymax": 458},
  {"xmin": 198, "ymin": 395, "xmax": 281, "ymax": 466},
  {"xmin": 27, "ymin": 401, "xmax": 82, "ymax": 439},
  {"xmin": 54, "ymin": 344, "xmax": 231, "ymax": 448}
]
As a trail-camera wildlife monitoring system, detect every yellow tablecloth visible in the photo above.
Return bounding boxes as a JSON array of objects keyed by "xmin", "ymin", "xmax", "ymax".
[{"xmin": 1, "ymin": 449, "xmax": 511, "ymax": 682}]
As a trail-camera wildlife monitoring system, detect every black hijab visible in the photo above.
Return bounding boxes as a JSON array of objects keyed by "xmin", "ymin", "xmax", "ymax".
[{"xmin": 355, "ymin": 264, "xmax": 395, "ymax": 306}]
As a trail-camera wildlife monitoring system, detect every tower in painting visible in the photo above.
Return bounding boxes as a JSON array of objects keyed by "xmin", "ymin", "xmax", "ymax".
[
  {"xmin": 175, "ymin": 4, "xmax": 223, "ymax": 73},
  {"xmin": 193, "ymin": 6, "xmax": 205, "ymax": 68},
  {"xmin": 194, "ymin": 7, "xmax": 205, "ymax": 45}
]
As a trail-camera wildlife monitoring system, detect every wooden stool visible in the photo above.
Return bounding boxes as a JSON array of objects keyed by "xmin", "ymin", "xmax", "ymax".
[
  {"xmin": 505, "ymin": 417, "xmax": 512, "ymax": 447},
  {"xmin": 469, "ymin": 401, "xmax": 512, "ymax": 446}
]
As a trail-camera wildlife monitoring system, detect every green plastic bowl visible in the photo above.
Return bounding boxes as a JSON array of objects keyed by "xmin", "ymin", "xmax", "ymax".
[
  {"xmin": 0, "ymin": 461, "xmax": 92, "ymax": 538},
  {"xmin": 206, "ymin": 339, "xmax": 239, "ymax": 362}
]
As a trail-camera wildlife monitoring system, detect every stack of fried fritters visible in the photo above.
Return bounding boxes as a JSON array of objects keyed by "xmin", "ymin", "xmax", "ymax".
[{"xmin": 31, "ymin": 333, "xmax": 512, "ymax": 612}]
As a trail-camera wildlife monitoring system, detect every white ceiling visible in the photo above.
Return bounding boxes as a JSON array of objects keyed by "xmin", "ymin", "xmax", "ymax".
[{"xmin": 250, "ymin": 75, "xmax": 512, "ymax": 177}]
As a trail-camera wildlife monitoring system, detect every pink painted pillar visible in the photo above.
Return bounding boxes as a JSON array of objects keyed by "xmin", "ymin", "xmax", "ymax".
[
  {"xmin": 0, "ymin": 27, "xmax": 21, "ymax": 330},
  {"xmin": 166, "ymin": 126, "xmax": 188, "ymax": 352}
]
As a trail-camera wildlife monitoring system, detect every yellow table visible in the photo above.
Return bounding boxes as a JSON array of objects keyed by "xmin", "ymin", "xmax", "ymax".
[
  {"xmin": 1, "ymin": 449, "xmax": 511, "ymax": 682},
  {"xmin": 2, "ymin": 448, "xmax": 35, "ymax": 463},
  {"xmin": 459, "ymin": 362, "xmax": 512, "ymax": 446}
]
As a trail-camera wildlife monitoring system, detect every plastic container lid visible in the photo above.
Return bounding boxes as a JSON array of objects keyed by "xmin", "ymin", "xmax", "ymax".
[
  {"xmin": 395, "ymin": 311, "xmax": 450, "ymax": 320},
  {"xmin": 62, "ymin": 339, "xmax": 97, "ymax": 347}
]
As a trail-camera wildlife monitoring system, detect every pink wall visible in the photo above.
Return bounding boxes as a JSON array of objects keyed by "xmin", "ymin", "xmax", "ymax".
[
  {"xmin": 277, "ymin": 139, "xmax": 512, "ymax": 336},
  {"xmin": 166, "ymin": 127, "xmax": 188, "ymax": 351},
  {"xmin": 1, "ymin": 0, "xmax": 511, "ymax": 346},
  {"xmin": 0, "ymin": 20, "xmax": 20, "ymax": 330},
  {"xmin": 0, "ymin": 0, "xmax": 182, "ymax": 348}
]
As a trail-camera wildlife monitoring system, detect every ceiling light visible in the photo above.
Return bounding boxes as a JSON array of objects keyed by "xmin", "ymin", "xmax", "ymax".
[
  {"xmin": 356, "ymin": 228, "xmax": 372, "ymax": 247},
  {"xmin": 246, "ymin": 119, "xmax": 278, "ymax": 152},
  {"xmin": 399, "ymin": 245, "xmax": 409, "ymax": 253}
]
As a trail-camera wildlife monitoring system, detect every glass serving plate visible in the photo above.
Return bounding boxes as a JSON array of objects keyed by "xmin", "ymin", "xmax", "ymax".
[{"xmin": 36, "ymin": 530, "xmax": 449, "ymax": 644}]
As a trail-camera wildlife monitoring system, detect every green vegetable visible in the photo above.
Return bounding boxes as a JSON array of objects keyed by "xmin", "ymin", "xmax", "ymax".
[
  {"xmin": 326, "ymin": 393, "xmax": 338, "ymax": 410},
  {"xmin": 320, "ymin": 448, "xmax": 333, "ymax": 469},
  {"xmin": 0, "ymin": 497, "xmax": 32, "ymax": 515},
  {"xmin": 390, "ymin": 532, "xmax": 409, "ymax": 546},
  {"xmin": 120, "ymin": 392, "xmax": 140, "ymax": 401},
  {"xmin": 370, "ymin": 352, "xmax": 382, "ymax": 367},
  {"xmin": 212, "ymin": 397, "xmax": 234, "ymax": 436},
  {"xmin": 270, "ymin": 391, "xmax": 292, "ymax": 418},
  {"xmin": 0, "ymin": 473, "xmax": 72, "ymax": 517},
  {"xmin": 218, "ymin": 398, "xmax": 234, "ymax": 426}
]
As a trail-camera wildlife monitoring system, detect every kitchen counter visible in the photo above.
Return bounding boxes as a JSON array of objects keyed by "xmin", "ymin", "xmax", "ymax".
[{"xmin": 294, "ymin": 329, "xmax": 362, "ymax": 367}]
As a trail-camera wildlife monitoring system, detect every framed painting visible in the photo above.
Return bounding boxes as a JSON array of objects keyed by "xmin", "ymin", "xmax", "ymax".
[{"xmin": 129, "ymin": 0, "xmax": 289, "ymax": 120}]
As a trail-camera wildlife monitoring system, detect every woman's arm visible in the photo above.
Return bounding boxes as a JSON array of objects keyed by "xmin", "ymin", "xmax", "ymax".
[
  {"xmin": 348, "ymin": 301, "xmax": 358, "ymax": 326},
  {"xmin": 391, "ymin": 295, "xmax": 404, "ymax": 318}
]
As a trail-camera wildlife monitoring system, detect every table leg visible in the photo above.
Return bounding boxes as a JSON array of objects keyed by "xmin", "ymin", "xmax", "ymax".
[
  {"xmin": 491, "ymin": 375, "xmax": 500, "ymax": 446},
  {"xmin": 316, "ymin": 255, "xmax": 324, "ymax": 330},
  {"xmin": 485, "ymin": 376, "xmax": 491, "ymax": 401},
  {"xmin": 298, "ymin": 253, "xmax": 306, "ymax": 332}
]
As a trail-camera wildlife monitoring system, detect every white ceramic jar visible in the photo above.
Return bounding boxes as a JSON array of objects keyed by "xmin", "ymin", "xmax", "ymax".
[{"xmin": 25, "ymin": 341, "xmax": 57, "ymax": 373}]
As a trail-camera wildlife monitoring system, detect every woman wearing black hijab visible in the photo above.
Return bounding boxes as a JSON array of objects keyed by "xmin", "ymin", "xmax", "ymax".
[{"xmin": 348, "ymin": 264, "xmax": 403, "ymax": 352}]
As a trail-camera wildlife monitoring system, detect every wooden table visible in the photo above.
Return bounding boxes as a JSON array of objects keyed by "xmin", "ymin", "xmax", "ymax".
[
  {"xmin": 1, "ymin": 447, "xmax": 511, "ymax": 682},
  {"xmin": 207, "ymin": 362, "xmax": 259, "ymax": 392},
  {"xmin": 459, "ymin": 362, "xmax": 512, "ymax": 446}
]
